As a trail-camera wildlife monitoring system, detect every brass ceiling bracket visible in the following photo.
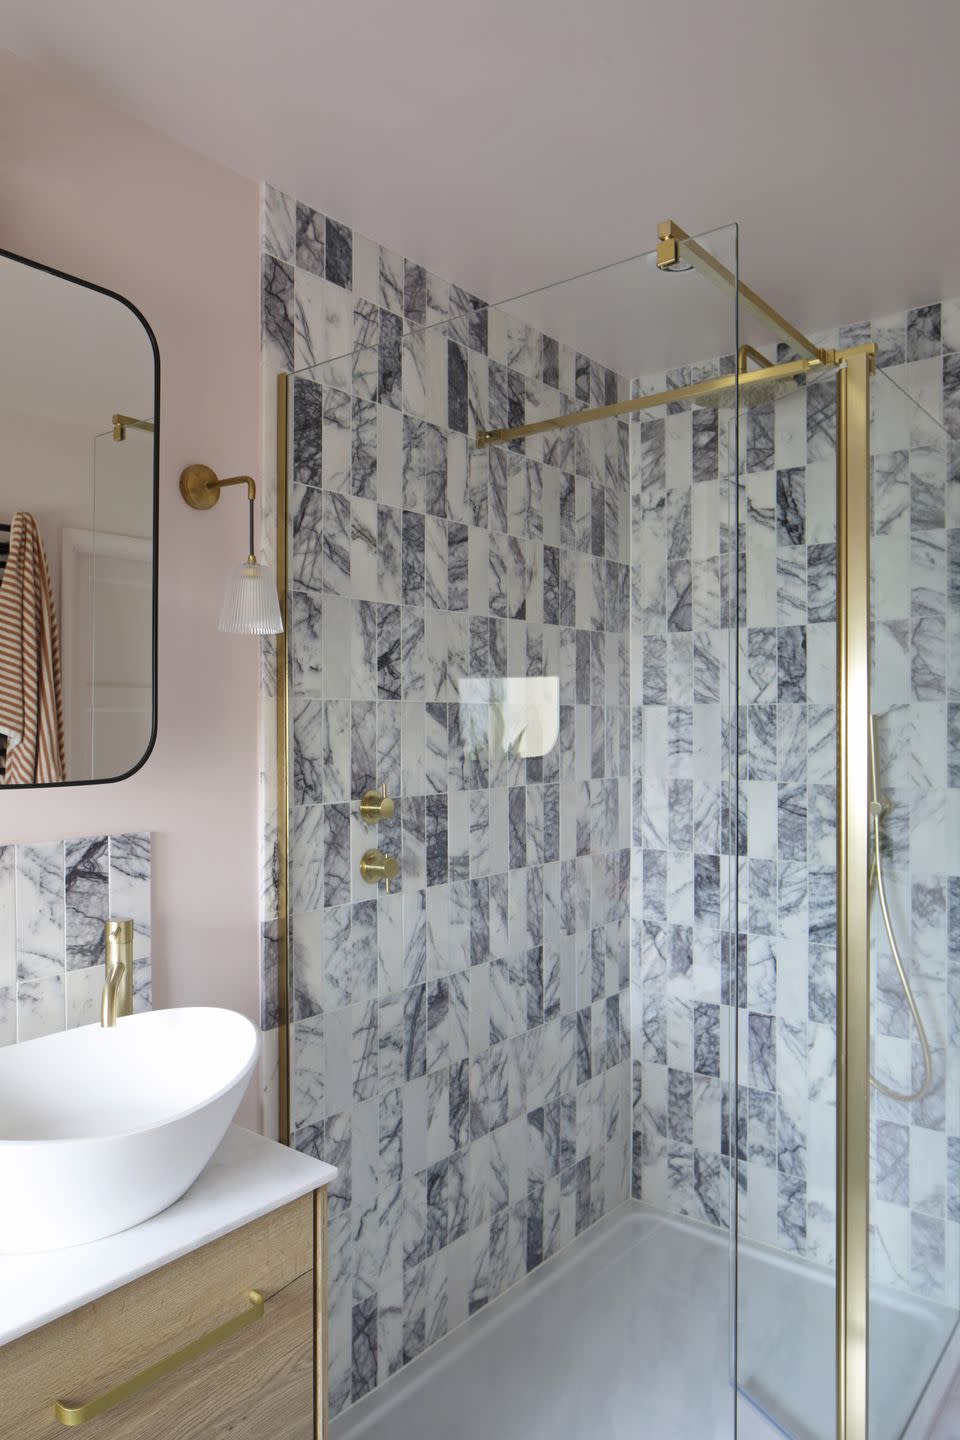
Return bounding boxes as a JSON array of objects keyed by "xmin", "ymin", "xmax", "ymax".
[
  {"xmin": 656, "ymin": 218, "xmax": 829, "ymax": 365},
  {"xmin": 838, "ymin": 341, "xmax": 878, "ymax": 373},
  {"xmin": 738, "ymin": 344, "xmax": 774, "ymax": 373},
  {"xmin": 656, "ymin": 225, "xmax": 681, "ymax": 271},
  {"xmin": 475, "ymin": 232, "xmax": 876, "ymax": 457}
]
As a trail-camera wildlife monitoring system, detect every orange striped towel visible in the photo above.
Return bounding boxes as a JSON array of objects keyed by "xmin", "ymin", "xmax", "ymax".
[{"xmin": 0, "ymin": 511, "xmax": 66, "ymax": 784}]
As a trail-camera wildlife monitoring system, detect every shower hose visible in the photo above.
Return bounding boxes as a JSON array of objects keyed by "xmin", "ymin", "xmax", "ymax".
[{"xmin": 868, "ymin": 716, "xmax": 933, "ymax": 1104}]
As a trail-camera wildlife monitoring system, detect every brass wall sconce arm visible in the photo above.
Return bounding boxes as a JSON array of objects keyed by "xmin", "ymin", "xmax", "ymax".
[
  {"xmin": 179, "ymin": 463, "xmax": 282, "ymax": 635},
  {"xmin": 180, "ymin": 464, "xmax": 257, "ymax": 557}
]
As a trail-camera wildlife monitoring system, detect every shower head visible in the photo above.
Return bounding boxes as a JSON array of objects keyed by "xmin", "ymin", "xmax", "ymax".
[
  {"xmin": 691, "ymin": 365, "xmax": 838, "ymax": 411},
  {"xmin": 868, "ymin": 714, "xmax": 890, "ymax": 816},
  {"xmin": 692, "ymin": 372, "xmax": 807, "ymax": 411}
]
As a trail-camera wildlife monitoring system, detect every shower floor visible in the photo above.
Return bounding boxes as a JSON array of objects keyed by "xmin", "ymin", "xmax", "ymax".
[{"xmin": 330, "ymin": 1204, "xmax": 957, "ymax": 1440}]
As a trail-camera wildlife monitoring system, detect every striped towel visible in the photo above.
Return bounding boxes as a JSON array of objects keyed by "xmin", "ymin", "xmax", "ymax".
[
  {"xmin": 0, "ymin": 511, "xmax": 66, "ymax": 784},
  {"xmin": 0, "ymin": 523, "xmax": 8, "ymax": 778}
]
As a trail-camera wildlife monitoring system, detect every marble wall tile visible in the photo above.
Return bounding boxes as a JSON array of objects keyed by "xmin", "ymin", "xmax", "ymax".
[
  {"xmin": 271, "ymin": 186, "xmax": 633, "ymax": 1419},
  {"xmin": 0, "ymin": 833, "xmax": 151, "ymax": 1048},
  {"xmin": 632, "ymin": 306, "xmax": 960, "ymax": 1312},
  {"xmin": 64, "ymin": 837, "xmax": 109, "ymax": 970},
  {"xmin": 264, "ymin": 180, "xmax": 960, "ymax": 1405}
]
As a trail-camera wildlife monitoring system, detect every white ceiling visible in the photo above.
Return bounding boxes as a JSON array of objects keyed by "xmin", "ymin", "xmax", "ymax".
[{"xmin": 3, "ymin": 0, "xmax": 960, "ymax": 372}]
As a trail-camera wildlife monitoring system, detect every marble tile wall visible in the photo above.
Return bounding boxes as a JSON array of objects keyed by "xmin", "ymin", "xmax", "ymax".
[
  {"xmin": 260, "ymin": 177, "xmax": 960, "ymax": 1383},
  {"xmin": 868, "ymin": 307, "xmax": 960, "ymax": 1307},
  {"xmin": 628, "ymin": 358, "xmax": 741, "ymax": 1239},
  {"xmin": 631, "ymin": 304, "xmax": 960, "ymax": 1308},
  {"xmin": 0, "ymin": 833, "xmax": 151, "ymax": 1043},
  {"xmin": 260, "ymin": 185, "xmax": 633, "ymax": 1417}
]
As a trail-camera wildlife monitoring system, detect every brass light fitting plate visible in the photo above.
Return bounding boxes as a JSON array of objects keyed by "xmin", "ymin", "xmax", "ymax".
[{"xmin": 179, "ymin": 463, "xmax": 221, "ymax": 510}]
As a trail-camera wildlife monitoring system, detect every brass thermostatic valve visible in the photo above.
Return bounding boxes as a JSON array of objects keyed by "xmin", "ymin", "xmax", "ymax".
[
  {"xmin": 359, "ymin": 848, "xmax": 399, "ymax": 892},
  {"xmin": 359, "ymin": 784, "xmax": 395, "ymax": 824}
]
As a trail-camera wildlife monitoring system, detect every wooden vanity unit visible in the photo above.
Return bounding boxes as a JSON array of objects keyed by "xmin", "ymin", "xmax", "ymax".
[{"xmin": 0, "ymin": 1129, "xmax": 335, "ymax": 1439}]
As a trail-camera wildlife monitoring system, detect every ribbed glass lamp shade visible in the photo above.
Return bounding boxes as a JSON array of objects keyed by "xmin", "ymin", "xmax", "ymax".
[{"xmin": 218, "ymin": 560, "xmax": 284, "ymax": 635}]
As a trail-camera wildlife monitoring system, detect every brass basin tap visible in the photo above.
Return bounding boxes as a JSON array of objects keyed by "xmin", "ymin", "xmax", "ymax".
[{"xmin": 101, "ymin": 918, "xmax": 134, "ymax": 1027}]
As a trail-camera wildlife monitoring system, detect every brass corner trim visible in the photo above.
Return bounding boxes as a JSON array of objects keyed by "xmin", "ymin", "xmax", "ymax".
[
  {"xmin": 835, "ymin": 348, "xmax": 872, "ymax": 1440},
  {"xmin": 315, "ymin": 1188, "xmax": 329, "ymax": 1438},
  {"xmin": 276, "ymin": 373, "xmax": 291, "ymax": 1148}
]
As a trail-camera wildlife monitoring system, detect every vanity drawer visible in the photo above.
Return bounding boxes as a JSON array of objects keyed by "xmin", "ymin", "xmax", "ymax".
[{"xmin": 0, "ymin": 1194, "xmax": 318, "ymax": 1438}]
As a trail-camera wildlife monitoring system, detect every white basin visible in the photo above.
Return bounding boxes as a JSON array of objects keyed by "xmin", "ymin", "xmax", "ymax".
[{"xmin": 0, "ymin": 1007, "xmax": 259, "ymax": 1253}]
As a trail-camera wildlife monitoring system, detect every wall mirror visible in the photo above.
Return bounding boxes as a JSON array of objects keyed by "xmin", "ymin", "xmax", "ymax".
[{"xmin": 0, "ymin": 250, "xmax": 158, "ymax": 787}]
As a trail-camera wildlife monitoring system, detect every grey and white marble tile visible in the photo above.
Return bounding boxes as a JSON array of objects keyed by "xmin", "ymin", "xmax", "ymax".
[
  {"xmin": 64, "ymin": 837, "xmax": 109, "ymax": 971},
  {"xmin": 271, "ymin": 188, "xmax": 960, "ymax": 1404},
  {"xmin": 16, "ymin": 842, "xmax": 65, "ymax": 981}
]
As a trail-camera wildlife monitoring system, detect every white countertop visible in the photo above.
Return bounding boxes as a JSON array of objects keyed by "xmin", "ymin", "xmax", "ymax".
[{"xmin": 0, "ymin": 1125, "xmax": 336, "ymax": 1347}]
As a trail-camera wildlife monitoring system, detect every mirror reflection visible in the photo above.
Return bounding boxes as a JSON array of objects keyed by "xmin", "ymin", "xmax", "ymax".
[{"xmin": 0, "ymin": 253, "xmax": 157, "ymax": 786}]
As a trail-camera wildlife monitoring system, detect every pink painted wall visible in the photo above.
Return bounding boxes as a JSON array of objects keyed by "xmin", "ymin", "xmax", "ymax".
[{"xmin": 0, "ymin": 49, "xmax": 264, "ymax": 1127}]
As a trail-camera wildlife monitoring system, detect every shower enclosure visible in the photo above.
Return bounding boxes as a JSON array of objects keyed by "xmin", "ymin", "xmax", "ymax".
[{"xmin": 268, "ymin": 210, "xmax": 960, "ymax": 1439}]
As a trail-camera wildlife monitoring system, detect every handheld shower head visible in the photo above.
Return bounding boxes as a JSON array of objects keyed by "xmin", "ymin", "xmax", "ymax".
[
  {"xmin": 868, "ymin": 714, "xmax": 887, "ymax": 816},
  {"xmin": 868, "ymin": 710, "xmax": 933, "ymax": 1104}
]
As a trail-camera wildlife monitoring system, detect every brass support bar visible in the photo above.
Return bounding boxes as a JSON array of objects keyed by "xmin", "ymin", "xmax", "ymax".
[
  {"xmin": 836, "ymin": 343, "xmax": 875, "ymax": 1440},
  {"xmin": 476, "ymin": 356, "xmax": 825, "ymax": 449},
  {"xmin": 657, "ymin": 219, "xmax": 827, "ymax": 364},
  {"xmin": 276, "ymin": 373, "xmax": 291, "ymax": 1148},
  {"xmin": 738, "ymin": 343, "xmax": 773, "ymax": 373},
  {"xmin": 112, "ymin": 413, "xmax": 155, "ymax": 442}
]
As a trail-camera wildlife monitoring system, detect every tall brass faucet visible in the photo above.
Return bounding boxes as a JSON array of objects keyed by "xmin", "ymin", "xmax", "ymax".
[{"xmin": 101, "ymin": 918, "xmax": 134, "ymax": 1027}]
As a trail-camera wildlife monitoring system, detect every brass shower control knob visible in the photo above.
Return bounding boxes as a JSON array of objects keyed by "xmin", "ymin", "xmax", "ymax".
[
  {"xmin": 360, "ymin": 848, "xmax": 399, "ymax": 892},
  {"xmin": 360, "ymin": 784, "xmax": 396, "ymax": 824}
]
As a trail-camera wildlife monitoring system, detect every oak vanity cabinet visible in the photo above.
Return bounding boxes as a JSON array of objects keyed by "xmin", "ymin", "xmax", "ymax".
[{"xmin": 0, "ymin": 1192, "xmax": 328, "ymax": 1439}]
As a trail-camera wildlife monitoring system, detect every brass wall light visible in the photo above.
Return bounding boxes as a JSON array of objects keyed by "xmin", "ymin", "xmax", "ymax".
[{"xmin": 179, "ymin": 464, "xmax": 283, "ymax": 635}]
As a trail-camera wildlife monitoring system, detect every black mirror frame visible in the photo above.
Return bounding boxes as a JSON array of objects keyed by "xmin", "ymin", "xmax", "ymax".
[{"xmin": 0, "ymin": 245, "xmax": 160, "ymax": 790}]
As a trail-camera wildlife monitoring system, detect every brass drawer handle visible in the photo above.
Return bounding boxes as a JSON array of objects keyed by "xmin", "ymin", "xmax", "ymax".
[{"xmin": 53, "ymin": 1288, "xmax": 265, "ymax": 1427}]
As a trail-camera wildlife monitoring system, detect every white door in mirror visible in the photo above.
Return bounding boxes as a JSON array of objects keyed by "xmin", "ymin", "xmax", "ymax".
[{"xmin": 0, "ymin": 1008, "xmax": 258, "ymax": 1253}]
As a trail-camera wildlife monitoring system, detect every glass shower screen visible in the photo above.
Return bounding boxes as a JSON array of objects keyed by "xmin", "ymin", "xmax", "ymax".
[{"xmin": 276, "ymin": 222, "xmax": 743, "ymax": 1435}]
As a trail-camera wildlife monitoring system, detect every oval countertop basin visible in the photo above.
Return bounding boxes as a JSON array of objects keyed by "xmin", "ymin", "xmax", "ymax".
[{"xmin": 0, "ymin": 1007, "xmax": 259, "ymax": 1253}]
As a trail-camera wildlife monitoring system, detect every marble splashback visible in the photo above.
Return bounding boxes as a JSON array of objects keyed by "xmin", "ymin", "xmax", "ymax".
[{"xmin": 0, "ymin": 833, "xmax": 151, "ymax": 1043}]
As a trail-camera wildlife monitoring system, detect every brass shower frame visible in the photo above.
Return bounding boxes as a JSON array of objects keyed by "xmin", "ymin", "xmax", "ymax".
[
  {"xmin": 273, "ymin": 219, "xmax": 876, "ymax": 1440},
  {"xmin": 111, "ymin": 413, "xmax": 155, "ymax": 442}
]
